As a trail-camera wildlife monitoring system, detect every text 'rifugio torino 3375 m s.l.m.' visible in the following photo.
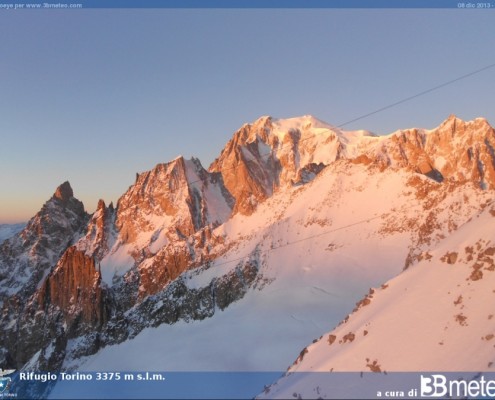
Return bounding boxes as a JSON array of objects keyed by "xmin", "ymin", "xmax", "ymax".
[{"xmin": 18, "ymin": 372, "xmax": 166, "ymax": 383}]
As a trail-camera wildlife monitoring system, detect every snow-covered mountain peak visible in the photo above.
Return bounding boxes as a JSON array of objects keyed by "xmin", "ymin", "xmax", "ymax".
[
  {"xmin": 3, "ymin": 114, "xmax": 495, "ymax": 398},
  {"xmin": 435, "ymin": 113, "xmax": 492, "ymax": 132},
  {"xmin": 244, "ymin": 114, "xmax": 374, "ymax": 144},
  {"xmin": 271, "ymin": 114, "xmax": 338, "ymax": 134},
  {"xmin": 208, "ymin": 114, "xmax": 495, "ymax": 216},
  {"xmin": 434, "ymin": 113, "xmax": 490, "ymax": 134},
  {"xmin": 434, "ymin": 114, "xmax": 495, "ymax": 140},
  {"xmin": 209, "ymin": 115, "xmax": 354, "ymax": 214},
  {"xmin": 440, "ymin": 113, "xmax": 462, "ymax": 126}
]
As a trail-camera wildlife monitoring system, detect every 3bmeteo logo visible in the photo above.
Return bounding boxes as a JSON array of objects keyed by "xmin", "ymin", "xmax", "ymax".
[{"xmin": 420, "ymin": 374, "xmax": 495, "ymax": 398}]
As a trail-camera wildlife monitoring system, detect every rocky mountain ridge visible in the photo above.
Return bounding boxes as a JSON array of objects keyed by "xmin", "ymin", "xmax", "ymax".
[
  {"xmin": 0, "ymin": 181, "xmax": 88, "ymax": 300},
  {"xmin": 0, "ymin": 114, "xmax": 494, "ymax": 388}
]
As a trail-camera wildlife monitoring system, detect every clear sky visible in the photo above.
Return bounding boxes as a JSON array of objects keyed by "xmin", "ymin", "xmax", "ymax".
[{"xmin": 1, "ymin": 8, "xmax": 494, "ymax": 223}]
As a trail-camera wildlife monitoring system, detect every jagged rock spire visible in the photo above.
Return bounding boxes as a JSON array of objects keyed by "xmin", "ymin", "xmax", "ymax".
[{"xmin": 53, "ymin": 181, "xmax": 73, "ymax": 203}]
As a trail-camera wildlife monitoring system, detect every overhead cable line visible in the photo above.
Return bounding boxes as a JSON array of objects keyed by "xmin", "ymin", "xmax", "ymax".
[
  {"xmin": 182, "ymin": 62, "xmax": 495, "ymax": 189},
  {"xmin": 336, "ymin": 62, "xmax": 495, "ymax": 128},
  {"xmin": 175, "ymin": 61, "xmax": 495, "ymax": 247}
]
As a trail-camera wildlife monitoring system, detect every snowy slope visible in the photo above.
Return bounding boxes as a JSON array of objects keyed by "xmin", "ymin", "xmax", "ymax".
[
  {"xmin": 259, "ymin": 202, "xmax": 495, "ymax": 398},
  {"xmin": 68, "ymin": 157, "xmax": 492, "ymax": 374},
  {"xmin": 268, "ymin": 115, "xmax": 378, "ymax": 167}
]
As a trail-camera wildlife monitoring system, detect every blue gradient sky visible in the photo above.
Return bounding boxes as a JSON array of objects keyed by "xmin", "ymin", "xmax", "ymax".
[{"xmin": 1, "ymin": 9, "xmax": 494, "ymax": 223}]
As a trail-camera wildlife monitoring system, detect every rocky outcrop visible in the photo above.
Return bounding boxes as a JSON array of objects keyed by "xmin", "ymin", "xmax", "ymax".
[
  {"xmin": 368, "ymin": 115, "xmax": 495, "ymax": 187},
  {"xmin": 1, "ymin": 247, "xmax": 108, "ymax": 370},
  {"xmin": 115, "ymin": 158, "xmax": 194, "ymax": 243},
  {"xmin": 209, "ymin": 116, "xmax": 343, "ymax": 215},
  {"xmin": 37, "ymin": 246, "xmax": 108, "ymax": 331},
  {"xmin": 137, "ymin": 225, "xmax": 227, "ymax": 298},
  {"xmin": 76, "ymin": 199, "xmax": 114, "ymax": 262},
  {"xmin": 0, "ymin": 181, "xmax": 88, "ymax": 299},
  {"xmin": 0, "ymin": 182, "xmax": 91, "ymax": 370},
  {"xmin": 115, "ymin": 156, "xmax": 233, "ymax": 244},
  {"xmin": 209, "ymin": 118, "xmax": 280, "ymax": 215},
  {"xmin": 138, "ymin": 242, "xmax": 193, "ymax": 298},
  {"xmin": 294, "ymin": 162, "xmax": 326, "ymax": 185},
  {"xmin": 63, "ymin": 258, "xmax": 264, "ymax": 365},
  {"xmin": 426, "ymin": 115, "xmax": 495, "ymax": 188},
  {"xmin": 53, "ymin": 181, "xmax": 75, "ymax": 203}
]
